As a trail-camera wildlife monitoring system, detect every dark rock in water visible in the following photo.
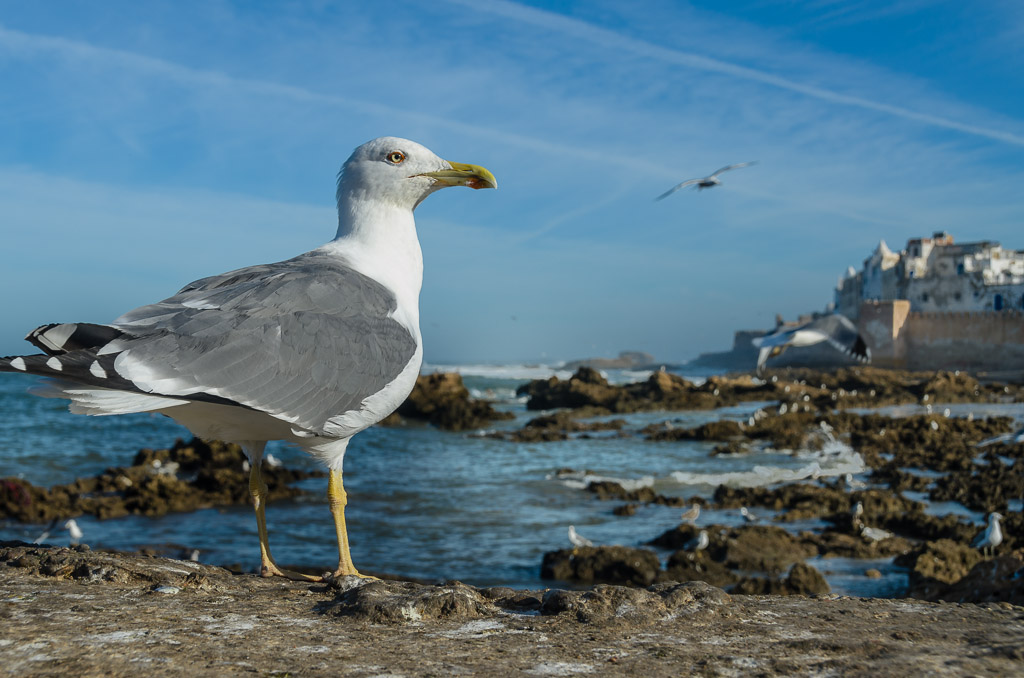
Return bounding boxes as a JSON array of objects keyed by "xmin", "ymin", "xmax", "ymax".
[
  {"xmin": 541, "ymin": 545, "xmax": 661, "ymax": 587},
  {"xmin": 0, "ymin": 437, "xmax": 322, "ymax": 523},
  {"xmin": 731, "ymin": 563, "xmax": 830, "ymax": 596},
  {"xmin": 516, "ymin": 368, "xmax": 723, "ymax": 413},
  {"xmin": 586, "ymin": 480, "xmax": 657, "ymax": 503},
  {"xmin": 322, "ymin": 578, "xmax": 497, "ymax": 622},
  {"xmin": 661, "ymin": 549, "xmax": 738, "ymax": 588},
  {"xmin": 486, "ymin": 410, "xmax": 627, "ymax": 443},
  {"xmin": 929, "ymin": 452, "xmax": 1024, "ymax": 514},
  {"xmin": 650, "ymin": 524, "xmax": 817, "ymax": 575},
  {"xmin": 869, "ymin": 462, "xmax": 932, "ymax": 493},
  {"xmin": 921, "ymin": 550, "xmax": 1024, "ymax": 606},
  {"xmin": 612, "ymin": 503, "xmax": 637, "ymax": 516},
  {"xmin": 897, "ymin": 539, "xmax": 984, "ymax": 598},
  {"xmin": 584, "ymin": 480, "xmax": 689, "ymax": 507},
  {"xmin": 643, "ymin": 419, "xmax": 743, "ymax": 442},
  {"xmin": 387, "ymin": 372, "xmax": 514, "ymax": 431},
  {"xmin": 717, "ymin": 525, "xmax": 818, "ymax": 574},
  {"xmin": 804, "ymin": 530, "xmax": 912, "ymax": 559}
]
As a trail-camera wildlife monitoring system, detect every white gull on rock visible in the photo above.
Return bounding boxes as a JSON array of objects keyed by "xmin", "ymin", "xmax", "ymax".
[{"xmin": 0, "ymin": 137, "xmax": 496, "ymax": 581}]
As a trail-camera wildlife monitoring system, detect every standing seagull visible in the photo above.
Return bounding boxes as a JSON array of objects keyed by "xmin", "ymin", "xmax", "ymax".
[
  {"xmin": 680, "ymin": 504, "xmax": 701, "ymax": 525},
  {"xmin": 972, "ymin": 512, "xmax": 1004, "ymax": 558},
  {"xmin": 752, "ymin": 314, "xmax": 870, "ymax": 376},
  {"xmin": 656, "ymin": 161, "xmax": 756, "ymax": 200},
  {"xmin": 0, "ymin": 137, "xmax": 496, "ymax": 581},
  {"xmin": 568, "ymin": 525, "xmax": 594, "ymax": 549}
]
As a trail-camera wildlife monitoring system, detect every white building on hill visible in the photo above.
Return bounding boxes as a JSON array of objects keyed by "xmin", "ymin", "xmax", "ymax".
[{"xmin": 835, "ymin": 231, "xmax": 1024, "ymax": 319}]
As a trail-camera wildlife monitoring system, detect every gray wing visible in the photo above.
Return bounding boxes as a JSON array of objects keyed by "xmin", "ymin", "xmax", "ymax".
[
  {"xmin": 807, "ymin": 314, "xmax": 870, "ymax": 362},
  {"xmin": 106, "ymin": 251, "xmax": 418, "ymax": 433},
  {"xmin": 708, "ymin": 161, "xmax": 756, "ymax": 178},
  {"xmin": 655, "ymin": 178, "xmax": 701, "ymax": 200}
]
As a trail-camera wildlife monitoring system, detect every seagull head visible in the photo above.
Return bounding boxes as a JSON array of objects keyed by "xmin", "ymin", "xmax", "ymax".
[{"xmin": 337, "ymin": 137, "xmax": 496, "ymax": 212}]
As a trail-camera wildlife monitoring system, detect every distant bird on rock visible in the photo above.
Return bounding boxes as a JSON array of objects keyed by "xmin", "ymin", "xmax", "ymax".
[
  {"xmin": 64, "ymin": 519, "xmax": 84, "ymax": 546},
  {"xmin": 680, "ymin": 504, "xmax": 701, "ymax": 525},
  {"xmin": 752, "ymin": 314, "xmax": 870, "ymax": 376},
  {"xmin": 740, "ymin": 507, "xmax": 758, "ymax": 523},
  {"xmin": 685, "ymin": 530, "xmax": 710, "ymax": 552},
  {"xmin": 972, "ymin": 512, "xmax": 1003, "ymax": 558},
  {"xmin": 568, "ymin": 525, "xmax": 593, "ymax": 549},
  {"xmin": 656, "ymin": 161, "xmax": 757, "ymax": 200},
  {"xmin": 860, "ymin": 525, "xmax": 893, "ymax": 542}
]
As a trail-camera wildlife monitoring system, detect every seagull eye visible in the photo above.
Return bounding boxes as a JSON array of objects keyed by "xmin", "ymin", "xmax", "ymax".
[{"xmin": 387, "ymin": 151, "xmax": 406, "ymax": 164}]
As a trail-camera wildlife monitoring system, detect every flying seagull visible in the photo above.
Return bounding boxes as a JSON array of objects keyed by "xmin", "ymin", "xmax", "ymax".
[
  {"xmin": 751, "ymin": 314, "xmax": 870, "ymax": 376},
  {"xmin": 656, "ymin": 161, "xmax": 756, "ymax": 200},
  {"xmin": 0, "ymin": 137, "xmax": 496, "ymax": 581},
  {"xmin": 975, "ymin": 426, "xmax": 1024, "ymax": 448}
]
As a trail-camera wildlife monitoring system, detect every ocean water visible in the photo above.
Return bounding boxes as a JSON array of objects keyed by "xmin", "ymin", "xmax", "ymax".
[{"xmin": 0, "ymin": 366, "xmax": 1016, "ymax": 595}]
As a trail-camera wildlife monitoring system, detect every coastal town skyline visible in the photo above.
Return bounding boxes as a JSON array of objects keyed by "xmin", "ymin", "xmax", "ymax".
[{"xmin": 1, "ymin": 1, "xmax": 1022, "ymax": 363}]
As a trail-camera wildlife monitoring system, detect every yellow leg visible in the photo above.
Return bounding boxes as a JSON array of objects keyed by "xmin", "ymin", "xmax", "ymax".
[
  {"xmin": 249, "ymin": 461, "xmax": 320, "ymax": 582},
  {"xmin": 328, "ymin": 469, "xmax": 375, "ymax": 580}
]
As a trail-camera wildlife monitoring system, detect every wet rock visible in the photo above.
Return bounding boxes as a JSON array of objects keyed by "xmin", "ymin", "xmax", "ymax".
[
  {"xmin": 612, "ymin": 503, "xmax": 638, "ymax": 516},
  {"xmin": 868, "ymin": 463, "xmax": 932, "ymax": 493},
  {"xmin": 390, "ymin": 372, "xmax": 514, "ymax": 431},
  {"xmin": 897, "ymin": 539, "xmax": 984, "ymax": 598},
  {"xmin": 731, "ymin": 563, "xmax": 830, "ymax": 596},
  {"xmin": 802, "ymin": 530, "xmax": 912, "ymax": 559},
  {"xmin": 540, "ymin": 581, "xmax": 730, "ymax": 626},
  {"xmin": 586, "ymin": 480, "xmax": 657, "ymax": 503},
  {"xmin": 643, "ymin": 419, "xmax": 743, "ymax": 442},
  {"xmin": 923, "ymin": 550, "xmax": 1024, "ymax": 605},
  {"xmin": 661, "ymin": 549, "xmax": 738, "ymax": 588},
  {"xmin": 0, "ymin": 438, "xmax": 322, "ymax": 523},
  {"xmin": 322, "ymin": 578, "xmax": 497, "ymax": 622},
  {"xmin": 583, "ymin": 480, "xmax": 689, "ymax": 507},
  {"xmin": 516, "ymin": 368, "xmax": 721, "ymax": 413},
  {"xmin": 540, "ymin": 546, "xmax": 661, "ymax": 587},
  {"xmin": 487, "ymin": 411, "xmax": 626, "ymax": 443},
  {"xmin": 929, "ymin": 454, "xmax": 1024, "ymax": 514},
  {"xmin": 719, "ymin": 525, "xmax": 819, "ymax": 573},
  {"xmin": 651, "ymin": 524, "xmax": 817, "ymax": 574}
]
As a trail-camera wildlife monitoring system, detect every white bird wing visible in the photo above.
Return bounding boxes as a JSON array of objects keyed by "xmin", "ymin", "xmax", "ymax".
[
  {"xmin": 12, "ymin": 251, "xmax": 419, "ymax": 435},
  {"xmin": 655, "ymin": 178, "xmax": 701, "ymax": 200},
  {"xmin": 708, "ymin": 161, "xmax": 757, "ymax": 178}
]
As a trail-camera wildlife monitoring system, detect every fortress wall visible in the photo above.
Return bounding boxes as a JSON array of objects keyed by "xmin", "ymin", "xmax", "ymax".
[
  {"xmin": 857, "ymin": 302, "xmax": 1024, "ymax": 370},
  {"xmin": 902, "ymin": 310, "xmax": 1024, "ymax": 370}
]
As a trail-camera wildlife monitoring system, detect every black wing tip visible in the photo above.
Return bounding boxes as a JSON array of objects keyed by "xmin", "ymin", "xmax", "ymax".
[{"xmin": 851, "ymin": 336, "xmax": 870, "ymax": 362}]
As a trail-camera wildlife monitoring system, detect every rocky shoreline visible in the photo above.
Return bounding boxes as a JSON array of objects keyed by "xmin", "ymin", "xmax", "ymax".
[
  {"xmin": 1, "ymin": 541, "xmax": 1021, "ymax": 676},
  {"xmin": 1, "ymin": 365, "xmax": 1023, "ymax": 673}
]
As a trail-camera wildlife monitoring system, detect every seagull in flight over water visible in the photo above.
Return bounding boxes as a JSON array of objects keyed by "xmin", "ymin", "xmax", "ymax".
[
  {"xmin": 0, "ymin": 137, "xmax": 496, "ymax": 581},
  {"xmin": 752, "ymin": 314, "xmax": 870, "ymax": 376},
  {"xmin": 656, "ymin": 161, "xmax": 757, "ymax": 200}
]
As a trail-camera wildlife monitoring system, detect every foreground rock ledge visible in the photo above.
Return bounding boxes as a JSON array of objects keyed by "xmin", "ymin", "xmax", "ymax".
[{"xmin": 1, "ymin": 543, "xmax": 1021, "ymax": 677}]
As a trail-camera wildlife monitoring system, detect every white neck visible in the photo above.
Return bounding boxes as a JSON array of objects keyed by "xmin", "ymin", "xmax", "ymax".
[{"xmin": 321, "ymin": 197, "xmax": 423, "ymax": 335}]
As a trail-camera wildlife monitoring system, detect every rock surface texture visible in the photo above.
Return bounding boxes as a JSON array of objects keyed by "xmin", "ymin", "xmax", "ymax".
[{"xmin": 0, "ymin": 542, "xmax": 1022, "ymax": 677}]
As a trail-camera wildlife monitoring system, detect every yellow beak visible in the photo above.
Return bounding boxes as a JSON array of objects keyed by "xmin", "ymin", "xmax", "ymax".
[{"xmin": 418, "ymin": 161, "xmax": 497, "ymax": 190}]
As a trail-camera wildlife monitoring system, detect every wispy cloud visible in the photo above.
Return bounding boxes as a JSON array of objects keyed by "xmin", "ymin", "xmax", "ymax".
[
  {"xmin": 444, "ymin": 0, "xmax": 1024, "ymax": 147},
  {"xmin": 0, "ymin": 23, "xmax": 661, "ymax": 176}
]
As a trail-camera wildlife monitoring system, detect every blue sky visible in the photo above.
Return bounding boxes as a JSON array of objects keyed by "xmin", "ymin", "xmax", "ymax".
[{"xmin": 1, "ymin": 1, "xmax": 1022, "ymax": 364}]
